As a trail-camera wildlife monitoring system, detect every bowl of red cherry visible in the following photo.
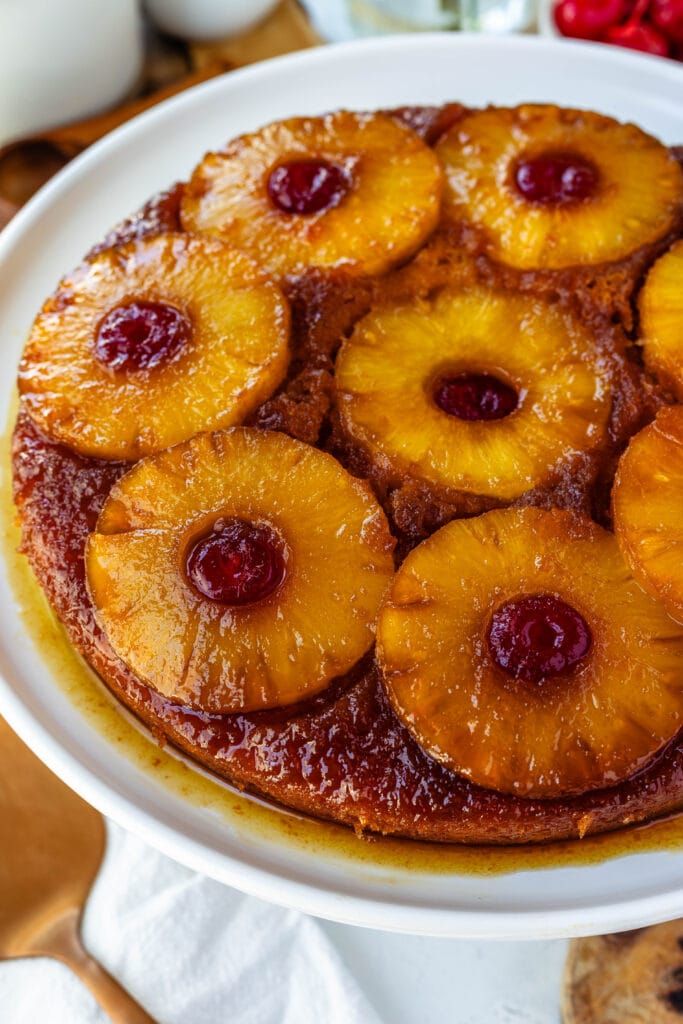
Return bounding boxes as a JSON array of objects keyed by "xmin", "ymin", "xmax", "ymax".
[{"xmin": 539, "ymin": 0, "xmax": 683, "ymax": 60}]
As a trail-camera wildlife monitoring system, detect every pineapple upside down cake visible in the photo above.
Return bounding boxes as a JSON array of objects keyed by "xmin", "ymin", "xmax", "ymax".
[{"xmin": 12, "ymin": 103, "xmax": 683, "ymax": 844}]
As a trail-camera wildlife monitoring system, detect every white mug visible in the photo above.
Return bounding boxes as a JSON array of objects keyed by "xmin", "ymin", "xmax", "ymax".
[{"xmin": 0, "ymin": 0, "xmax": 144, "ymax": 148}]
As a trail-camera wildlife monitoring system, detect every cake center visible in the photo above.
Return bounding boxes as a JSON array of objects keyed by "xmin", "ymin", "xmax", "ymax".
[
  {"xmin": 267, "ymin": 159, "xmax": 350, "ymax": 215},
  {"xmin": 95, "ymin": 300, "xmax": 191, "ymax": 372},
  {"xmin": 513, "ymin": 152, "xmax": 599, "ymax": 205},
  {"xmin": 185, "ymin": 519, "xmax": 286, "ymax": 605},
  {"xmin": 487, "ymin": 594, "xmax": 592, "ymax": 683},
  {"xmin": 433, "ymin": 372, "xmax": 518, "ymax": 421}
]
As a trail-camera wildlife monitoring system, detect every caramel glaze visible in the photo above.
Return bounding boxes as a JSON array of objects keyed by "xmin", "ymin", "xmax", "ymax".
[{"xmin": 11, "ymin": 103, "xmax": 683, "ymax": 844}]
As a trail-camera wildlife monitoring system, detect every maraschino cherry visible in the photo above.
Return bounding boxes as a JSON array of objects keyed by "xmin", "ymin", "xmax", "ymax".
[
  {"xmin": 514, "ymin": 153, "xmax": 598, "ymax": 205},
  {"xmin": 267, "ymin": 159, "xmax": 350, "ymax": 215},
  {"xmin": 95, "ymin": 300, "xmax": 191, "ymax": 372},
  {"xmin": 434, "ymin": 373, "xmax": 518, "ymax": 421},
  {"xmin": 488, "ymin": 593, "xmax": 592, "ymax": 684},
  {"xmin": 553, "ymin": 0, "xmax": 677, "ymax": 56},
  {"xmin": 650, "ymin": 0, "xmax": 683, "ymax": 43},
  {"xmin": 554, "ymin": 0, "xmax": 627, "ymax": 38},
  {"xmin": 186, "ymin": 519, "xmax": 286, "ymax": 606},
  {"xmin": 605, "ymin": 18, "xmax": 671, "ymax": 51}
]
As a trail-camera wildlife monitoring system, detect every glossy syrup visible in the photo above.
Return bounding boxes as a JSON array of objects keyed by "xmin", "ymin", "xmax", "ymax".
[{"xmin": 3, "ymin": 412, "xmax": 683, "ymax": 878}]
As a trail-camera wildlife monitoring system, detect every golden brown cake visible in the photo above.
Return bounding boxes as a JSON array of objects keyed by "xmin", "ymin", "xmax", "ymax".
[{"xmin": 11, "ymin": 102, "xmax": 683, "ymax": 845}]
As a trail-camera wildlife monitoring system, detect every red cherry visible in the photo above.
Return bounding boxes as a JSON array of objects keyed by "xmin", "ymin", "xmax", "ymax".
[
  {"xmin": 650, "ymin": 0, "xmax": 683, "ymax": 43},
  {"xmin": 488, "ymin": 594, "xmax": 592, "ymax": 684},
  {"xmin": 514, "ymin": 153, "xmax": 599, "ymax": 205},
  {"xmin": 95, "ymin": 300, "xmax": 191, "ymax": 372},
  {"xmin": 604, "ymin": 19, "xmax": 671, "ymax": 54},
  {"xmin": 267, "ymin": 159, "xmax": 350, "ymax": 215},
  {"xmin": 433, "ymin": 373, "xmax": 518, "ymax": 421},
  {"xmin": 186, "ymin": 519, "xmax": 286, "ymax": 606},
  {"xmin": 553, "ymin": 0, "xmax": 628, "ymax": 39},
  {"xmin": 628, "ymin": 0, "xmax": 653, "ymax": 20}
]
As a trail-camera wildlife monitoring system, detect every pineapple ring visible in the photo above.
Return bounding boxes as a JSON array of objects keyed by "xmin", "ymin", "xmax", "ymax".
[
  {"xmin": 435, "ymin": 105, "xmax": 683, "ymax": 270},
  {"xmin": 639, "ymin": 240, "xmax": 683, "ymax": 400},
  {"xmin": 85, "ymin": 428, "xmax": 395, "ymax": 714},
  {"xmin": 613, "ymin": 406, "xmax": 683, "ymax": 625},
  {"xmin": 377, "ymin": 507, "xmax": 683, "ymax": 800},
  {"xmin": 180, "ymin": 111, "xmax": 443, "ymax": 279},
  {"xmin": 19, "ymin": 233, "xmax": 290, "ymax": 460},
  {"xmin": 335, "ymin": 287, "xmax": 611, "ymax": 500}
]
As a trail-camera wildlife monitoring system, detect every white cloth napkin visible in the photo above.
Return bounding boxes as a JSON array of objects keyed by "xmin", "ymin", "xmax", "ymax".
[
  {"xmin": 0, "ymin": 823, "xmax": 382, "ymax": 1024},
  {"xmin": 0, "ymin": 821, "xmax": 566, "ymax": 1023}
]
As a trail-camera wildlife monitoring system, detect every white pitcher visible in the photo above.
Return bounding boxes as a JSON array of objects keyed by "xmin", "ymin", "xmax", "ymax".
[{"xmin": 0, "ymin": 0, "xmax": 144, "ymax": 148}]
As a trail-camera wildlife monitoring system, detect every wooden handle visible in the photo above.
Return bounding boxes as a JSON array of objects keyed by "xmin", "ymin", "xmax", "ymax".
[{"xmin": 22, "ymin": 907, "xmax": 157, "ymax": 1024}]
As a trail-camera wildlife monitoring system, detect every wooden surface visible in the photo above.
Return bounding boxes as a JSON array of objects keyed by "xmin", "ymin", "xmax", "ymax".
[{"xmin": 0, "ymin": 717, "xmax": 156, "ymax": 1022}]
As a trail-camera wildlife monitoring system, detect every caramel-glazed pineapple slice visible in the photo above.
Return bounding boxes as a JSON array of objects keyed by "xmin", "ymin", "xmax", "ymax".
[
  {"xmin": 639, "ymin": 240, "xmax": 683, "ymax": 400},
  {"xmin": 180, "ymin": 111, "xmax": 443, "ymax": 279},
  {"xmin": 435, "ymin": 105, "xmax": 683, "ymax": 270},
  {"xmin": 335, "ymin": 287, "xmax": 611, "ymax": 500},
  {"xmin": 613, "ymin": 406, "xmax": 683, "ymax": 624},
  {"xmin": 86, "ymin": 428, "xmax": 395, "ymax": 713},
  {"xmin": 19, "ymin": 233, "xmax": 290, "ymax": 460},
  {"xmin": 377, "ymin": 507, "xmax": 683, "ymax": 799}
]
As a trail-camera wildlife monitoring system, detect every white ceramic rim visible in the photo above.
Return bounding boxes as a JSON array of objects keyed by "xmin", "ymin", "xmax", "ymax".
[{"xmin": 1, "ymin": 34, "xmax": 683, "ymax": 940}]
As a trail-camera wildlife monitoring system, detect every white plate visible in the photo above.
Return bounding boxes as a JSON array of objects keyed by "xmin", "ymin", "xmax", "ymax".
[{"xmin": 1, "ymin": 34, "xmax": 683, "ymax": 940}]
